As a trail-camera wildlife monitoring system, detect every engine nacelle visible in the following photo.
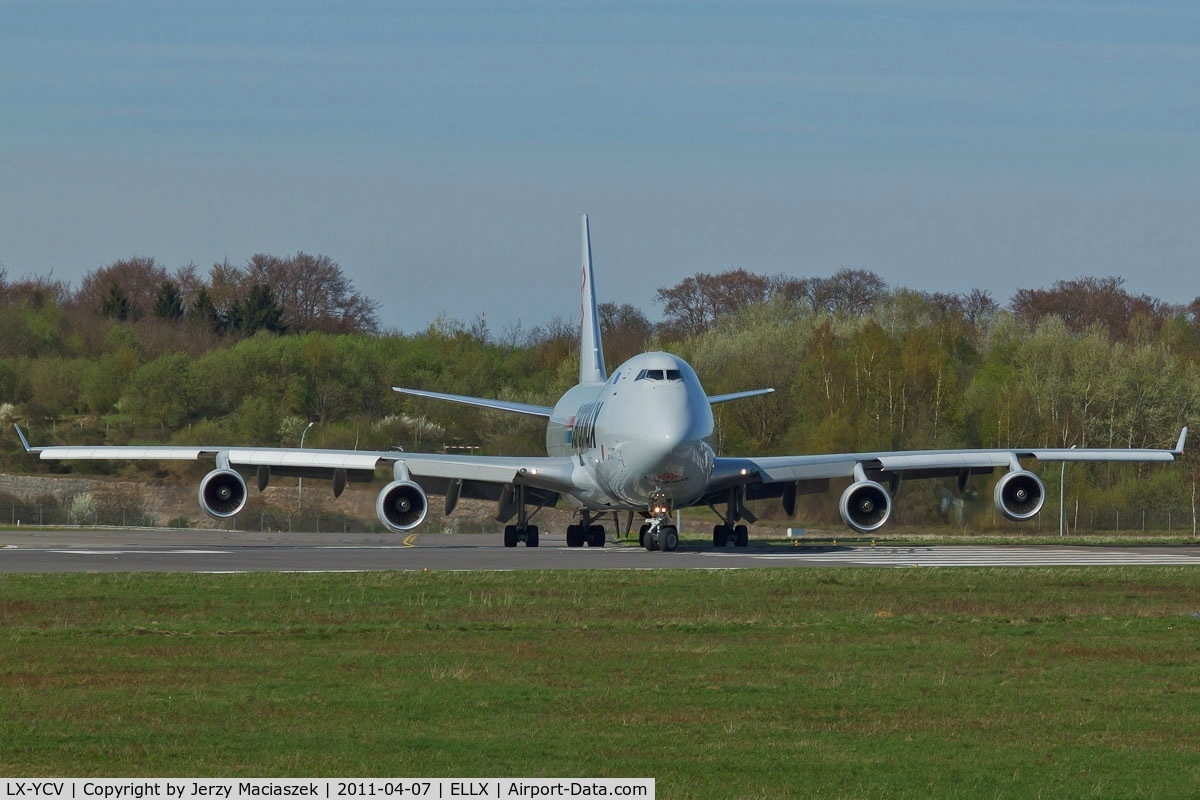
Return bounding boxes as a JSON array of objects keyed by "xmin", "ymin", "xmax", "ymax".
[
  {"xmin": 377, "ymin": 480, "xmax": 429, "ymax": 532},
  {"xmin": 839, "ymin": 480, "xmax": 892, "ymax": 533},
  {"xmin": 199, "ymin": 468, "xmax": 248, "ymax": 519},
  {"xmin": 994, "ymin": 470, "xmax": 1045, "ymax": 521}
]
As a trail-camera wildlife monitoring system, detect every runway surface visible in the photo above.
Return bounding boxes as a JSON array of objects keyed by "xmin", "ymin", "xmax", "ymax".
[{"xmin": 2, "ymin": 529, "xmax": 1199, "ymax": 572}]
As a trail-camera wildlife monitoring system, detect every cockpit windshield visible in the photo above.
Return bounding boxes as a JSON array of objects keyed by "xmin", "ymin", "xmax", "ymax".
[{"xmin": 635, "ymin": 368, "xmax": 683, "ymax": 382}]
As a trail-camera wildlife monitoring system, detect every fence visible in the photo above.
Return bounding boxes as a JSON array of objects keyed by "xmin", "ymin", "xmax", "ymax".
[{"xmin": 1, "ymin": 497, "xmax": 1195, "ymax": 537}]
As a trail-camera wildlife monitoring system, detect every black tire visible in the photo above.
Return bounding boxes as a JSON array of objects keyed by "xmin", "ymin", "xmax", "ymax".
[
  {"xmin": 734, "ymin": 524, "xmax": 749, "ymax": 547},
  {"xmin": 503, "ymin": 525, "xmax": 518, "ymax": 548},
  {"xmin": 587, "ymin": 525, "xmax": 606, "ymax": 547},
  {"xmin": 662, "ymin": 526, "xmax": 679, "ymax": 552},
  {"xmin": 713, "ymin": 525, "xmax": 729, "ymax": 548},
  {"xmin": 639, "ymin": 524, "xmax": 651, "ymax": 549},
  {"xmin": 526, "ymin": 525, "xmax": 539, "ymax": 547},
  {"xmin": 566, "ymin": 525, "xmax": 584, "ymax": 548}
]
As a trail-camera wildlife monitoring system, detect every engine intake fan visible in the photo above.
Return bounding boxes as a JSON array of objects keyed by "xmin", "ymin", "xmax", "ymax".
[
  {"xmin": 199, "ymin": 469, "xmax": 248, "ymax": 519},
  {"xmin": 994, "ymin": 470, "xmax": 1045, "ymax": 521},
  {"xmin": 377, "ymin": 480, "xmax": 429, "ymax": 532},
  {"xmin": 839, "ymin": 480, "xmax": 892, "ymax": 533}
]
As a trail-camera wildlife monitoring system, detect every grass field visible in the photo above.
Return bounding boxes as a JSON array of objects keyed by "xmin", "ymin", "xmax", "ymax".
[{"xmin": 3, "ymin": 568, "xmax": 1199, "ymax": 798}]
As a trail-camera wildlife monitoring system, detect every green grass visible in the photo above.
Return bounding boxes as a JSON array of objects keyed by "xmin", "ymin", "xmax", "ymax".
[{"xmin": 3, "ymin": 568, "xmax": 1200, "ymax": 798}]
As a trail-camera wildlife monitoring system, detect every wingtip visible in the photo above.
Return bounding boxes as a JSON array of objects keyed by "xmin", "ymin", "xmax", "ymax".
[
  {"xmin": 14, "ymin": 424, "xmax": 31, "ymax": 453},
  {"xmin": 1176, "ymin": 426, "xmax": 1188, "ymax": 455}
]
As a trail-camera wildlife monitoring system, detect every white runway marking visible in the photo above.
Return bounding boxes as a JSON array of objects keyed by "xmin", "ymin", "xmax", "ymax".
[
  {"xmin": 701, "ymin": 545, "xmax": 1200, "ymax": 567},
  {"xmin": 42, "ymin": 549, "xmax": 233, "ymax": 555}
]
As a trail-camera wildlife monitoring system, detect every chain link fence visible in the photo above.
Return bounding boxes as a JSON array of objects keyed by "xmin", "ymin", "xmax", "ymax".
[{"xmin": 1, "ymin": 492, "xmax": 1195, "ymax": 537}]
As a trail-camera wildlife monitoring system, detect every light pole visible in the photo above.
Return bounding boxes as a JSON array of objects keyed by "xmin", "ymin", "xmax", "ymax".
[
  {"xmin": 1059, "ymin": 445, "xmax": 1076, "ymax": 538},
  {"xmin": 299, "ymin": 421, "xmax": 315, "ymax": 511},
  {"xmin": 1059, "ymin": 460, "xmax": 1065, "ymax": 538}
]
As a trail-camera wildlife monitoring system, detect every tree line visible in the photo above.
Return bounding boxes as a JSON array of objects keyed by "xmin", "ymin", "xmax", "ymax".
[
  {"xmin": 1, "ymin": 258, "xmax": 1196, "ymax": 524},
  {"xmin": 2, "ymin": 252, "xmax": 380, "ymax": 339}
]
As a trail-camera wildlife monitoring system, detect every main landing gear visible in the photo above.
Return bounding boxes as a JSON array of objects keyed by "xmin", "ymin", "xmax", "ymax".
[
  {"xmin": 709, "ymin": 487, "xmax": 752, "ymax": 548},
  {"xmin": 503, "ymin": 524, "xmax": 539, "ymax": 548},
  {"xmin": 565, "ymin": 511, "xmax": 608, "ymax": 548},
  {"xmin": 501, "ymin": 484, "xmax": 542, "ymax": 548},
  {"xmin": 712, "ymin": 523, "xmax": 749, "ymax": 548}
]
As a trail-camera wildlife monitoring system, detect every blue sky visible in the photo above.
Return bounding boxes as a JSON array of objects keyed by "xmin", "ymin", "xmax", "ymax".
[{"xmin": 2, "ymin": 1, "xmax": 1197, "ymax": 333}]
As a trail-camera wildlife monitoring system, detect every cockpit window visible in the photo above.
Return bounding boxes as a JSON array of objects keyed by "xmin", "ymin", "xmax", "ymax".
[{"xmin": 635, "ymin": 368, "xmax": 683, "ymax": 382}]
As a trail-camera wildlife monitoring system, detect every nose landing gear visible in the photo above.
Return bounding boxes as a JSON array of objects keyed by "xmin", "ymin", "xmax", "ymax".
[{"xmin": 640, "ymin": 494, "xmax": 679, "ymax": 551}]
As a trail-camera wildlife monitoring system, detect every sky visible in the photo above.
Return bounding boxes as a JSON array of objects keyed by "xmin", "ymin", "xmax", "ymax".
[{"xmin": 2, "ymin": 1, "xmax": 1198, "ymax": 334}]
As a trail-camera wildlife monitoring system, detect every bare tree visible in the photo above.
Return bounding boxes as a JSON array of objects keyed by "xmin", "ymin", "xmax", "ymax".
[
  {"xmin": 818, "ymin": 268, "xmax": 887, "ymax": 316},
  {"xmin": 598, "ymin": 302, "xmax": 653, "ymax": 365},
  {"xmin": 1011, "ymin": 276, "xmax": 1170, "ymax": 339},
  {"xmin": 245, "ymin": 252, "xmax": 380, "ymax": 334},
  {"xmin": 768, "ymin": 275, "xmax": 822, "ymax": 312},
  {"xmin": 206, "ymin": 259, "xmax": 248, "ymax": 320},
  {"xmin": 656, "ymin": 269, "xmax": 771, "ymax": 336},
  {"xmin": 0, "ymin": 270, "xmax": 69, "ymax": 308},
  {"xmin": 75, "ymin": 257, "xmax": 168, "ymax": 320},
  {"xmin": 655, "ymin": 274, "xmax": 712, "ymax": 336},
  {"xmin": 962, "ymin": 288, "xmax": 999, "ymax": 326}
]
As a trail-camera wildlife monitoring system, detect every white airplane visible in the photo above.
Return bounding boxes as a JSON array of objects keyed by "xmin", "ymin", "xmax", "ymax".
[{"xmin": 16, "ymin": 217, "xmax": 1188, "ymax": 550}]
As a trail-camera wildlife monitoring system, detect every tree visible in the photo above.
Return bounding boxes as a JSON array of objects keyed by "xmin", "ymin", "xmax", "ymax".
[
  {"xmin": 962, "ymin": 289, "xmax": 999, "ymax": 326},
  {"xmin": 598, "ymin": 302, "xmax": 653, "ymax": 366},
  {"xmin": 233, "ymin": 284, "xmax": 287, "ymax": 335},
  {"xmin": 188, "ymin": 286, "xmax": 225, "ymax": 334},
  {"xmin": 77, "ymin": 257, "xmax": 167, "ymax": 320},
  {"xmin": 121, "ymin": 353, "xmax": 196, "ymax": 429},
  {"xmin": 816, "ymin": 268, "xmax": 887, "ymax": 316},
  {"xmin": 100, "ymin": 282, "xmax": 132, "ymax": 321},
  {"xmin": 206, "ymin": 259, "xmax": 248, "ymax": 322},
  {"xmin": 153, "ymin": 281, "xmax": 185, "ymax": 321},
  {"xmin": 656, "ymin": 269, "xmax": 771, "ymax": 336},
  {"xmin": 245, "ymin": 252, "xmax": 380, "ymax": 334},
  {"xmin": 0, "ymin": 271, "xmax": 69, "ymax": 309},
  {"xmin": 1011, "ymin": 276, "xmax": 1170, "ymax": 340}
]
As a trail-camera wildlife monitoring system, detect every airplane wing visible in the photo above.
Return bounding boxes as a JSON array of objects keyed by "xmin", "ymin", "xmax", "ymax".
[
  {"xmin": 706, "ymin": 429, "xmax": 1188, "ymax": 510},
  {"xmin": 15, "ymin": 426, "xmax": 577, "ymax": 500},
  {"xmin": 707, "ymin": 388, "xmax": 775, "ymax": 405},
  {"xmin": 393, "ymin": 387, "xmax": 554, "ymax": 418}
]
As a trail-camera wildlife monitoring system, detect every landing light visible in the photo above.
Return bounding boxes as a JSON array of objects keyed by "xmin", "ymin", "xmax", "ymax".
[{"xmin": 740, "ymin": 468, "xmax": 747, "ymax": 476}]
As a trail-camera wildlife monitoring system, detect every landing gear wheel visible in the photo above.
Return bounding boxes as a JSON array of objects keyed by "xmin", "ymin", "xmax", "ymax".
[
  {"xmin": 639, "ymin": 524, "xmax": 651, "ymax": 549},
  {"xmin": 734, "ymin": 524, "xmax": 749, "ymax": 548},
  {"xmin": 587, "ymin": 525, "xmax": 606, "ymax": 548},
  {"xmin": 661, "ymin": 526, "xmax": 679, "ymax": 552},
  {"xmin": 566, "ymin": 525, "xmax": 584, "ymax": 548},
  {"xmin": 713, "ymin": 525, "xmax": 730, "ymax": 548},
  {"xmin": 525, "ymin": 525, "xmax": 539, "ymax": 547},
  {"xmin": 503, "ymin": 525, "xmax": 518, "ymax": 548}
]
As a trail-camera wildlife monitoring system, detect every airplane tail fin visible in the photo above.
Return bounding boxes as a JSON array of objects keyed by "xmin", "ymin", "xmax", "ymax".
[{"xmin": 579, "ymin": 215, "xmax": 607, "ymax": 384}]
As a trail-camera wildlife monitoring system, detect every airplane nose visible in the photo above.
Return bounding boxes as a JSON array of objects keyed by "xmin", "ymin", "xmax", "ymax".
[{"xmin": 652, "ymin": 408, "xmax": 711, "ymax": 453}]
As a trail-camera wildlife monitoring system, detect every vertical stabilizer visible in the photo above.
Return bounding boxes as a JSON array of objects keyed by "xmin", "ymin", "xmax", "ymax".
[{"xmin": 579, "ymin": 214, "xmax": 607, "ymax": 384}]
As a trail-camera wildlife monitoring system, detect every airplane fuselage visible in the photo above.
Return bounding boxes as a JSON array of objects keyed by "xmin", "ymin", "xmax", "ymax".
[{"xmin": 546, "ymin": 351, "xmax": 716, "ymax": 512}]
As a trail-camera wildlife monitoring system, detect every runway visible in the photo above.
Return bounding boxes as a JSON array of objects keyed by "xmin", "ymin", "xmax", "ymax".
[{"xmin": 2, "ymin": 529, "xmax": 1199, "ymax": 572}]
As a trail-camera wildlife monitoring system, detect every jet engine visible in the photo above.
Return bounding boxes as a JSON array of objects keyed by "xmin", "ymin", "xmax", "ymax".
[
  {"xmin": 994, "ymin": 470, "xmax": 1045, "ymax": 521},
  {"xmin": 376, "ymin": 480, "xmax": 429, "ymax": 532},
  {"xmin": 839, "ymin": 480, "xmax": 891, "ymax": 533},
  {"xmin": 199, "ymin": 468, "xmax": 248, "ymax": 519}
]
